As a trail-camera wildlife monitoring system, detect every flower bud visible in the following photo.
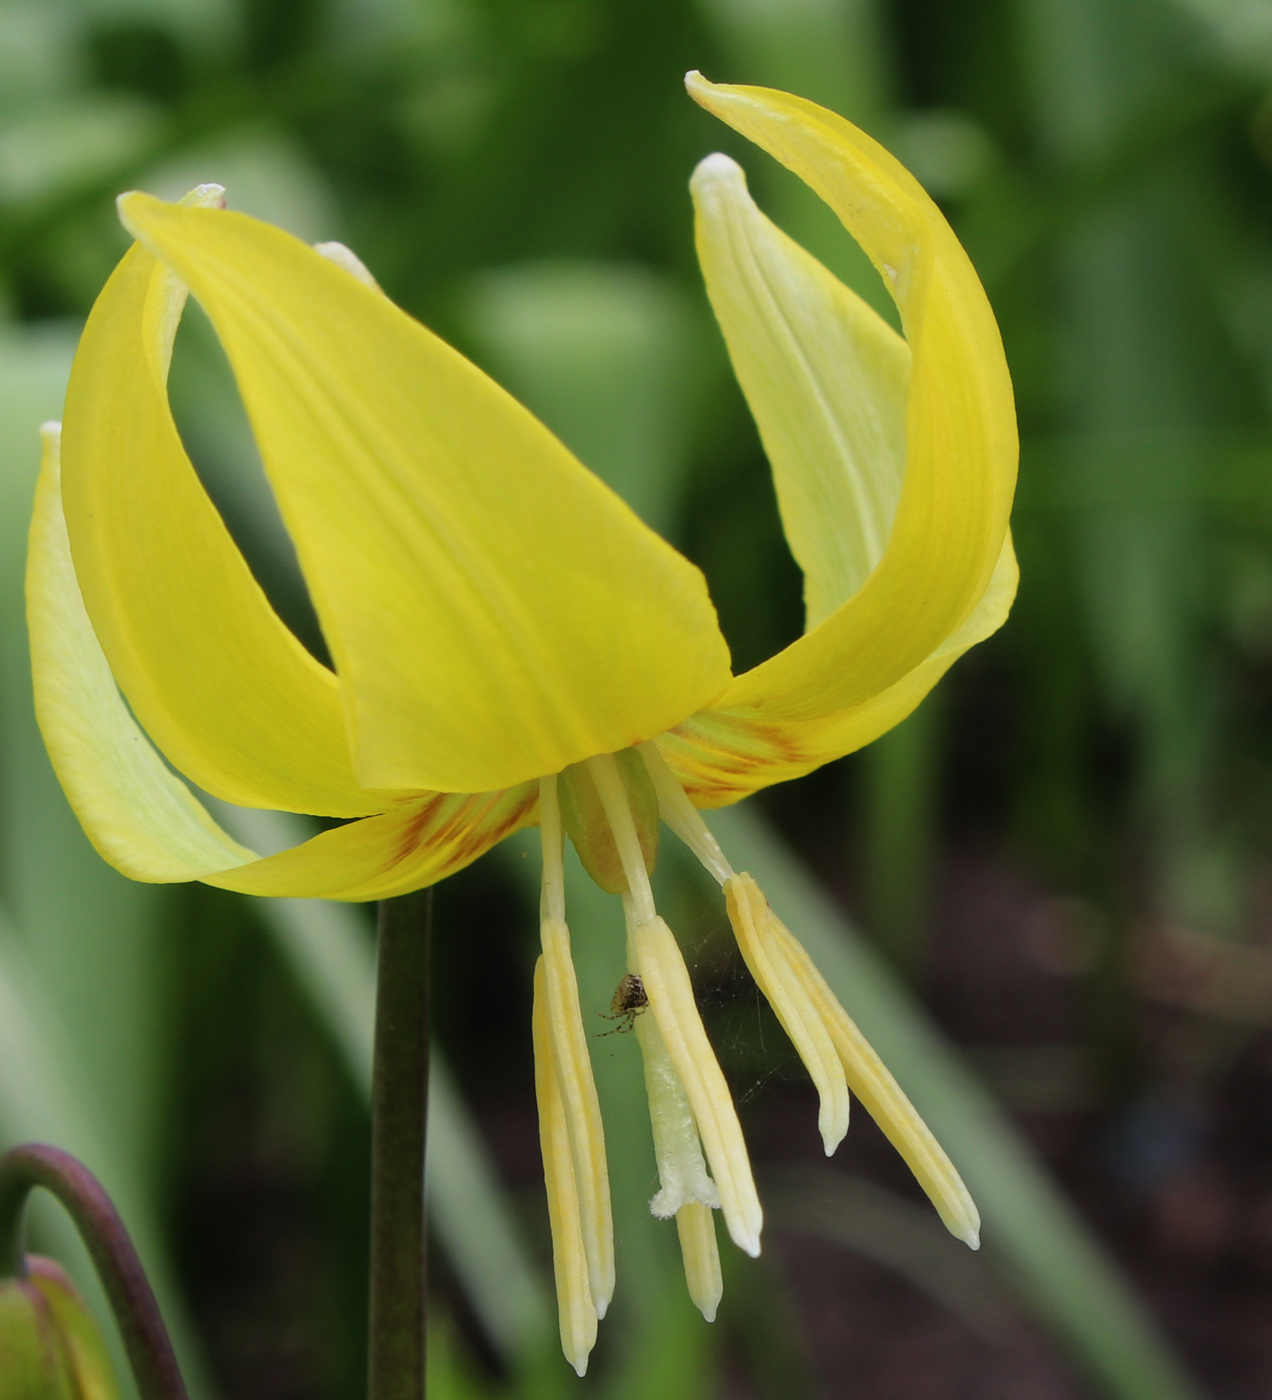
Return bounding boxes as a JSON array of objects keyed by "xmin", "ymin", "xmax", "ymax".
[{"xmin": 0, "ymin": 1258, "xmax": 123, "ymax": 1400}]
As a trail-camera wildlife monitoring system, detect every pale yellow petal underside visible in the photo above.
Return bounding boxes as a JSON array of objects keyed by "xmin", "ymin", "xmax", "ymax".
[
  {"xmin": 118, "ymin": 193, "xmax": 733, "ymax": 795},
  {"xmin": 661, "ymin": 536, "xmax": 1017, "ymax": 806},
  {"xmin": 691, "ymin": 152, "xmax": 910, "ymax": 632},
  {"xmin": 29, "ymin": 434, "xmax": 535, "ymax": 899},
  {"xmin": 686, "ymin": 74, "xmax": 1016, "ymax": 725},
  {"xmin": 28, "ymin": 422, "xmax": 258, "ymax": 882},
  {"xmin": 60, "ymin": 232, "xmax": 386, "ymax": 817}
]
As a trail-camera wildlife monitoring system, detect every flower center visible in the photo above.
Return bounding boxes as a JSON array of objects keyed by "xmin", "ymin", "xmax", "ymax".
[{"xmin": 557, "ymin": 749, "xmax": 659, "ymax": 896}]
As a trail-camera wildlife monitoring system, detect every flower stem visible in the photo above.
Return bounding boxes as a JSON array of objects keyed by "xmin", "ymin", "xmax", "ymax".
[
  {"xmin": 0, "ymin": 1142, "xmax": 188, "ymax": 1400},
  {"xmin": 369, "ymin": 888, "xmax": 433, "ymax": 1400}
]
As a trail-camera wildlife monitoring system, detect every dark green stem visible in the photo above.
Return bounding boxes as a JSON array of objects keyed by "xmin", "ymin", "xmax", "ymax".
[
  {"xmin": 369, "ymin": 889, "xmax": 433, "ymax": 1400},
  {"xmin": 0, "ymin": 1143, "xmax": 188, "ymax": 1400}
]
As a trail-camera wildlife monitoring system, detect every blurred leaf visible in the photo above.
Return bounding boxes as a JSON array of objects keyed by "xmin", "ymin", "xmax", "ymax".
[
  {"xmin": 0, "ymin": 94, "xmax": 158, "ymax": 206},
  {"xmin": 461, "ymin": 260, "xmax": 703, "ymax": 536},
  {"xmin": 0, "ymin": 320, "xmax": 215, "ymax": 1397},
  {"xmin": 764, "ymin": 1165, "xmax": 1017, "ymax": 1340},
  {"xmin": 141, "ymin": 126, "xmax": 341, "ymax": 240}
]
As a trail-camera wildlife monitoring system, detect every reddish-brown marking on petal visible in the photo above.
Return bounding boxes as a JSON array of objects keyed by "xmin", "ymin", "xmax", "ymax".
[
  {"xmin": 660, "ymin": 710, "xmax": 814, "ymax": 806},
  {"xmin": 383, "ymin": 786, "xmax": 540, "ymax": 876},
  {"xmin": 389, "ymin": 793, "xmax": 449, "ymax": 867}
]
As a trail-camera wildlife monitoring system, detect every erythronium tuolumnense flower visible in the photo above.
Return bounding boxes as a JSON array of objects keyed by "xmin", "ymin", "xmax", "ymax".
[{"xmin": 27, "ymin": 73, "xmax": 1016, "ymax": 1373}]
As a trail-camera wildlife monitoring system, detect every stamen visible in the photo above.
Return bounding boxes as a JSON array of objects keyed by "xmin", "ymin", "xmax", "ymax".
[
  {"xmin": 753, "ymin": 896, "xmax": 981, "ymax": 1249},
  {"xmin": 639, "ymin": 742, "xmax": 734, "ymax": 885},
  {"xmin": 632, "ymin": 916, "xmax": 763, "ymax": 1257},
  {"xmin": 532, "ymin": 958, "xmax": 598, "ymax": 1375},
  {"xmin": 592, "ymin": 753, "xmax": 761, "ymax": 1272},
  {"xmin": 587, "ymin": 753, "xmax": 656, "ymax": 925},
  {"xmin": 675, "ymin": 1203, "xmax": 723, "ymax": 1323},
  {"xmin": 539, "ymin": 775, "xmax": 567, "ymax": 923},
  {"xmin": 726, "ymin": 874, "xmax": 850, "ymax": 1155},
  {"xmin": 538, "ymin": 777, "xmax": 614, "ymax": 1316},
  {"xmin": 634, "ymin": 1011, "xmax": 720, "ymax": 1217}
]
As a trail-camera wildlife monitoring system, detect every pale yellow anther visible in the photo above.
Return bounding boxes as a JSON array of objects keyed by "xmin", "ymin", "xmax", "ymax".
[
  {"xmin": 675, "ymin": 1202, "xmax": 723, "ymax": 1323},
  {"xmin": 756, "ymin": 900, "xmax": 981, "ymax": 1248},
  {"xmin": 588, "ymin": 752, "xmax": 762, "ymax": 1257},
  {"xmin": 532, "ymin": 959, "xmax": 598, "ymax": 1375},
  {"xmin": 634, "ymin": 1008, "xmax": 720, "ymax": 1218},
  {"xmin": 538, "ymin": 777, "xmax": 614, "ymax": 1317},
  {"xmin": 639, "ymin": 741, "xmax": 734, "ymax": 885},
  {"xmin": 586, "ymin": 753, "xmax": 657, "ymax": 924},
  {"xmin": 725, "ymin": 874, "xmax": 850, "ymax": 1155},
  {"xmin": 632, "ymin": 915, "xmax": 762, "ymax": 1257}
]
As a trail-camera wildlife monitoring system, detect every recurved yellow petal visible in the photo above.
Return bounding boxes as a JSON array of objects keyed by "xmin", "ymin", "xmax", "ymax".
[
  {"xmin": 28, "ymin": 422, "xmax": 257, "ymax": 883},
  {"xmin": 686, "ymin": 74, "xmax": 1016, "ymax": 728},
  {"xmin": 660, "ymin": 537, "xmax": 1018, "ymax": 806},
  {"xmin": 60, "ymin": 200, "xmax": 385, "ymax": 817},
  {"xmin": 691, "ymin": 152, "xmax": 909, "ymax": 632},
  {"xmin": 117, "ymin": 192, "xmax": 734, "ymax": 795},
  {"xmin": 29, "ymin": 446, "xmax": 534, "ymax": 899}
]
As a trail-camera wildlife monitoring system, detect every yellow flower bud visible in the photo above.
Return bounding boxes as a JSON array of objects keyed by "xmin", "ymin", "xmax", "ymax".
[{"xmin": 0, "ymin": 1258, "xmax": 122, "ymax": 1400}]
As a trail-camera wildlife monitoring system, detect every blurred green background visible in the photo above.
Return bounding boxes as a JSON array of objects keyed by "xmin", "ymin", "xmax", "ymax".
[{"xmin": 5, "ymin": 0, "xmax": 1272, "ymax": 1396}]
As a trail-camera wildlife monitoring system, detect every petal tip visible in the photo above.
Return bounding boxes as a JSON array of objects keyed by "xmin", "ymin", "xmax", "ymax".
[
  {"xmin": 690, "ymin": 150, "xmax": 745, "ymax": 197},
  {"xmin": 686, "ymin": 69, "xmax": 722, "ymax": 107},
  {"xmin": 115, "ymin": 189, "xmax": 145, "ymax": 237},
  {"xmin": 179, "ymin": 183, "xmax": 227, "ymax": 210},
  {"xmin": 313, "ymin": 240, "xmax": 379, "ymax": 289}
]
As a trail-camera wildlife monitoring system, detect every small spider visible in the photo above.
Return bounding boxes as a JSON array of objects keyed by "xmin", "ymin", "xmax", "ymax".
[{"xmin": 596, "ymin": 973, "xmax": 648, "ymax": 1036}]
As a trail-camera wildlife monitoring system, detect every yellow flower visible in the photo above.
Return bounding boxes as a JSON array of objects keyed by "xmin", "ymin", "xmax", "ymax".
[{"xmin": 27, "ymin": 74, "xmax": 1016, "ymax": 1374}]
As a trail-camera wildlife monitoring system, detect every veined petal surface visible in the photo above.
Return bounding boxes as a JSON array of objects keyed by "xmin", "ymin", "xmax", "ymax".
[
  {"xmin": 118, "ymin": 193, "xmax": 734, "ymax": 795},
  {"xmin": 661, "ymin": 536, "xmax": 1018, "ymax": 806},
  {"xmin": 209, "ymin": 785, "xmax": 539, "ymax": 900},
  {"xmin": 31, "ymin": 423, "xmax": 537, "ymax": 897},
  {"xmin": 61, "ymin": 229, "xmax": 385, "ymax": 816},
  {"xmin": 692, "ymin": 152, "xmax": 909, "ymax": 632},
  {"xmin": 687, "ymin": 74, "xmax": 1016, "ymax": 725}
]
